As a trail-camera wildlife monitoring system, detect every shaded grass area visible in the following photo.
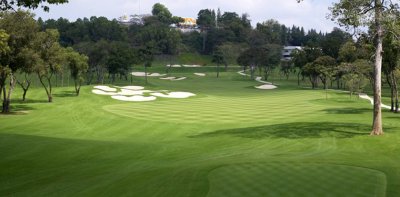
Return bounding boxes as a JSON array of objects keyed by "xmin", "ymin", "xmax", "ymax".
[
  {"xmin": 194, "ymin": 122, "xmax": 370, "ymax": 139},
  {"xmin": 1, "ymin": 69, "xmax": 400, "ymax": 196}
]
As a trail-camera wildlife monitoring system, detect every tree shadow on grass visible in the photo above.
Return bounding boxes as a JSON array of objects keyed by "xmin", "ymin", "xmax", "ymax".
[
  {"xmin": 322, "ymin": 108, "xmax": 371, "ymax": 114},
  {"xmin": 192, "ymin": 122, "xmax": 373, "ymax": 139},
  {"xmin": 0, "ymin": 105, "xmax": 36, "ymax": 115},
  {"xmin": 14, "ymin": 99, "xmax": 49, "ymax": 104},
  {"xmin": 54, "ymin": 90, "xmax": 77, "ymax": 98}
]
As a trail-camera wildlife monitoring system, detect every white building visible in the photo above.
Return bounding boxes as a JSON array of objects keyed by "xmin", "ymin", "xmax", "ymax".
[
  {"xmin": 117, "ymin": 14, "xmax": 151, "ymax": 26},
  {"xmin": 282, "ymin": 46, "xmax": 303, "ymax": 60}
]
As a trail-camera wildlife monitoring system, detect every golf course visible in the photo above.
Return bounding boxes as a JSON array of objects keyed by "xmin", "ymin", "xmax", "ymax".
[{"xmin": 1, "ymin": 67, "xmax": 399, "ymax": 196}]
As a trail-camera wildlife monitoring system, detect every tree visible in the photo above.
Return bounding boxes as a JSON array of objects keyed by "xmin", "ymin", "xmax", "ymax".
[
  {"xmin": 107, "ymin": 42, "xmax": 133, "ymax": 83},
  {"xmin": 0, "ymin": 30, "xmax": 10, "ymax": 112},
  {"xmin": 0, "ymin": 0, "xmax": 68, "ymax": 11},
  {"xmin": 321, "ymin": 28, "xmax": 351, "ymax": 59},
  {"xmin": 152, "ymin": 3, "xmax": 173, "ymax": 24},
  {"xmin": 0, "ymin": 10, "xmax": 38, "ymax": 112},
  {"xmin": 16, "ymin": 47, "xmax": 41, "ymax": 101},
  {"xmin": 313, "ymin": 55, "xmax": 337, "ymax": 89},
  {"xmin": 34, "ymin": 29, "xmax": 64, "ymax": 102},
  {"xmin": 383, "ymin": 33, "xmax": 400, "ymax": 112},
  {"xmin": 137, "ymin": 46, "xmax": 154, "ymax": 85},
  {"xmin": 212, "ymin": 48, "xmax": 225, "ymax": 78},
  {"xmin": 329, "ymin": 0, "xmax": 400, "ymax": 135},
  {"xmin": 65, "ymin": 47, "xmax": 88, "ymax": 95},
  {"xmin": 74, "ymin": 40, "xmax": 111, "ymax": 84},
  {"xmin": 197, "ymin": 9, "xmax": 216, "ymax": 53}
]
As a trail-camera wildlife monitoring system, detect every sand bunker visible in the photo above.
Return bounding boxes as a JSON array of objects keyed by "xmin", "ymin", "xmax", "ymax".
[
  {"xmin": 94, "ymin": 85, "xmax": 117, "ymax": 92},
  {"xmin": 151, "ymin": 92, "xmax": 196, "ymax": 98},
  {"xmin": 131, "ymin": 72, "xmax": 166, "ymax": 77},
  {"xmin": 111, "ymin": 95, "xmax": 157, "ymax": 102},
  {"xmin": 359, "ymin": 94, "xmax": 391, "ymax": 109},
  {"xmin": 117, "ymin": 86, "xmax": 144, "ymax": 90},
  {"xmin": 255, "ymin": 84, "xmax": 277, "ymax": 90},
  {"xmin": 183, "ymin": 65, "xmax": 201, "ymax": 67},
  {"xmin": 92, "ymin": 89, "xmax": 118, "ymax": 95},
  {"xmin": 194, "ymin": 73, "xmax": 206, "ymax": 76},
  {"xmin": 116, "ymin": 89, "xmax": 153, "ymax": 96},
  {"xmin": 160, "ymin": 77, "xmax": 187, "ymax": 81},
  {"xmin": 255, "ymin": 77, "xmax": 272, "ymax": 84},
  {"xmin": 166, "ymin": 64, "xmax": 182, "ymax": 68}
]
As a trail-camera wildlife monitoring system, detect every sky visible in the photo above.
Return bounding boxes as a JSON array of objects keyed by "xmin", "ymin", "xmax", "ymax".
[{"xmin": 34, "ymin": 0, "xmax": 340, "ymax": 33}]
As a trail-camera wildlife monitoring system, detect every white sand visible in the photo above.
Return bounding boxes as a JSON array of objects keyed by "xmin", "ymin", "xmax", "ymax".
[
  {"xmin": 117, "ymin": 89, "xmax": 153, "ymax": 96},
  {"xmin": 111, "ymin": 95, "xmax": 157, "ymax": 102},
  {"xmin": 94, "ymin": 85, "xmax": 117, "ymax": 92},
  {"xmin": 160, "ymin": 77, "xmax": 187, "ymax": 81},
  {"xmin": 194, "ymin": 73, "xmax": 206, "ymax": 76},
  {"xmin": 255, "ymin": 84, "xmax": 277, "ymax": 90},
  {"xmin": 172, "ymin": 77, "xmax": 186, "ymax": 81},
  {"xmin": 131, "ymin": 72, "xmax": 166, "ymax": 77},
  {"xmin": 183, "ymin": 65, "xmax": 201, "ymax": 67},
  {"xmin": 160, "ymin": 77, "xmax": 176, "ymax": 80},
  {"xmin": 237, "ymin": 70, "xmax": 247, "ymax": 76},
  {"xmin": 92, "ymin": 89, "xmax": 118, "ymax": 95},
  {"xmin": 359, "ymin": 93, "xmax": 391, "ymax": 109},
  {"xmin": 255, "ymin": 77, "xmax": 272, "ymax": 84},
  {"xmin": 166, "ymin": 64, "xmax": 182, "ymax": 67},
  {"xmin": 151, "ymin": 92, "xmax": 196, "ymax": 98},
  {"xmin": 117, "ymin": 86, "xmax": 144, "ymax": 90}
]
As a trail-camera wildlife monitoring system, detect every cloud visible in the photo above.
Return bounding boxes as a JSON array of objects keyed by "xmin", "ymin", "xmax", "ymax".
[{"xmin": 34, "ymin": 0, "xmax": 339, "ymax": 32}]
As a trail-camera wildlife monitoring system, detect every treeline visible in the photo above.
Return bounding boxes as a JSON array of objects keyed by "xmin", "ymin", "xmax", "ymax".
[{"xmin": 37, "ymin": 3, "xmax": 353, "ymax": 84}]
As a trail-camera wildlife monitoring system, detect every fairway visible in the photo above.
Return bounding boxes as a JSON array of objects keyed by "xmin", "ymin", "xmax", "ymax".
[{"xmin": 0, "ymin": 70, "xmax": 399, "ymax": 196}]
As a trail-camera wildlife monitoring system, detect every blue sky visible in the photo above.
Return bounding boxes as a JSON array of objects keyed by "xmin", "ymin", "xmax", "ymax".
[{"xmin": 34, "ymin": 0, "xmax": 339, "ymax": 33}]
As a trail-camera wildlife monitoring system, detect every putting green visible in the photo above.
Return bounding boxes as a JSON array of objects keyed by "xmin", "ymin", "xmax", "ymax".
[
  {"xmin": 103, "ymin": 92, "xmax": 323, "ymax": 125},
  {"xmin": 207, "ymin": 163, "xmax": 386, "ymax": 197}
]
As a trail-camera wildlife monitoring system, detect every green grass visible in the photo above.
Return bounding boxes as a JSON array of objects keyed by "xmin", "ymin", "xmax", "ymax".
[{"xmin": 1, "ymin": 69, "xmax": 400, "ymax": 196}]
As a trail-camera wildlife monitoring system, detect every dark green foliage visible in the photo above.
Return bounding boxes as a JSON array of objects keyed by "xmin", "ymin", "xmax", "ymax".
[{"xmin": 0, "ymin": 0, "xmax": 68, "ymax": 11}]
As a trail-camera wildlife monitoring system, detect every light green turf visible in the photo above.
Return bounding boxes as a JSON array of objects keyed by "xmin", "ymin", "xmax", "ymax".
[{"xmin": 0, "ymin": 70, "xmax": 399, "ymax": 196}]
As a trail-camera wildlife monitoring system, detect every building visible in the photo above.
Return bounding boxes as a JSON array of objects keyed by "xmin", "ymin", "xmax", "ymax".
[
  {"xmin": 282, "ymin": 46, "xmax": 303, "ymax": 60},
  {"xmin": 117, "ymin": 14, "xmax": 151, "ymax": 26},
  {"xmin": 175, "ymin": 17, "xmax": 200, "ymax": 33}
]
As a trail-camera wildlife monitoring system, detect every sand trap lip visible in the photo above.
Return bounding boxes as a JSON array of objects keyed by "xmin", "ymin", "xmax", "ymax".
[
  {"xmin": 131, "ymin": 72, "xmax": 166, "ymax": 77},
  {"xmin": 359, "ymin": 93, "xmax": 391, "ymax": 109},
  {"xmin": 255, "ymin": 84, "xmax": 277, "ymax": 90},
  {"xmin": 183, "ymin": 65, "xmax": 201, "ymax": 67},
  {"xmin": 194, "ymin": 73, "xmax": 206, "ymax": 76},
  {"xmin": 151, "ymin": 92, "xmax": 196, "ymax": 98},
  {"xmin": 116, "ymin": 86, "xmax": 145, "ymax": 90},
  {"xmin": 92, "ymin": 89, "xmax": 118, "ymax": 95},
  {"xmin": 160, "ymin": 77, "xmax": 187, "ymax": 81},
  {"xmin": 111, "ymin": 95, "xmax": 157, "ymax": 102},
  {"xmin": 94, "ymin": 85, "xmax": 117, "ymax": 92}
]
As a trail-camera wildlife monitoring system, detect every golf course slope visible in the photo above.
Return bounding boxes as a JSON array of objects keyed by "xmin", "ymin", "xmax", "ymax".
[{"xmin": 0, "ymin": 70, "xmax": 399, "ymax": 196}]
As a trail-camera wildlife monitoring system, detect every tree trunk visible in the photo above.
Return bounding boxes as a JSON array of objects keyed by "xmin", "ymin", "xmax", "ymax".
[
  {"xmin": 297, "ymin": 72, "xmax": 301, "ymax": 86},
  {"xmin": 144, "ymin": 64, "xmax": 148, "ymax": 85},
  {"xmin": 75, "ymin": 80, "xmax": 81, "ymax": 96},
  {"xmin": 17, "ymin": 74, "xmax": 31, "ymax": 102},
  {"xmin": 217, "ymin": 64, "xmax": 220, "ymax": 78},
  {"xmin": 38, "ymin": 73, "xmax": 53, "ymax": 103},
  {"xmin": 386, "ymin": 72, "xmax": 394, "ymax": 111},
  {"xmin": 202, "ymin": 31, "xmax": 207, "ymax": 53},
  {"xmin": 2, "ymin": 74, "xmax": 16, "ymax": 113},
  {"xmin": 393, "ymin": 72, "xmax": 399, "ymax": 113},
  {"xmin": 371, "ymin": 0, "xmax": 384, "ymax": 135}
]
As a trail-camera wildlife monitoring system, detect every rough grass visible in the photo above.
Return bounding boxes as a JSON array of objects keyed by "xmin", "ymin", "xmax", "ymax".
[{"xmin": 0, "ymin": 70, "xmax": 399, "ymax": 196}]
